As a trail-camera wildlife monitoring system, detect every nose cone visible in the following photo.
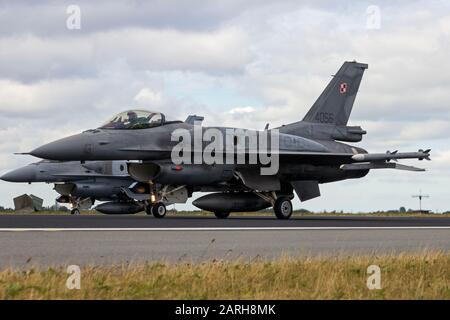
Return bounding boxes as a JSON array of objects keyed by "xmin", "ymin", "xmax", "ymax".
[
  {"xmin": 1, "ymin": 166, "xmax": 36, "ymax": 182},
  {"xmin": 30, "ymin": 133, "xmax": 92, "ymax": 161}
]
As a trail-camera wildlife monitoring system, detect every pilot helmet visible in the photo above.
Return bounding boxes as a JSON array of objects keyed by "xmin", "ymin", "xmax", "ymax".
[{"xmin": 127, "ymin": 111, "xmax": 138, "ymax": 120}]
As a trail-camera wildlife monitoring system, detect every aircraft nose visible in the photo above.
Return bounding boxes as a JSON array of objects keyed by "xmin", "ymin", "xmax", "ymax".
[
  {"xmin": 30, "ymin": 134, "xmax": 90, "ymax": 161},
  {"xmin": 0, "ymin": 166, "xmax": 36, "ymax": 182}
]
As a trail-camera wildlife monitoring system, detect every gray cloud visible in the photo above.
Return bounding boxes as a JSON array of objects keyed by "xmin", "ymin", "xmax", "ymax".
[
  {"xmin": 0, "ymin": 27, "xmax": 252, "ymax": 82},
  {"xmin": 0, "ymin": 0, "xmax": 449, "ymax": 211},
  {"xmin": 0, "ymin": 1, "xmax": 263, "ymax": 36}
]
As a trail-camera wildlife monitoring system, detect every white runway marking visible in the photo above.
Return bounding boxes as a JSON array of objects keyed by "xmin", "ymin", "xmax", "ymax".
[{"xmin": 0, "ymin": 226, "xmax": 449, "ymax": 232}]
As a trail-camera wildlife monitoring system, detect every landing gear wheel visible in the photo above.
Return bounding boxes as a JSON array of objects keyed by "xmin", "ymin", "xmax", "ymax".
[
  {"xmin": 152, "ymin": 202, "xmax": 167, "ymax": 218},
  {"xmin": 145, "ymin": 205, "xmax": 153, "ymax": 216},
  {"xmin": 214, "ymin": 211, "xmax": 230, "ymax": 219},
  {"xmin": 273, "ymin": 197, "xmax": 292, "ymax": 220},
  {"xmin": 71, "ymin": 208, "xmax": 80, "ymax": 215}
]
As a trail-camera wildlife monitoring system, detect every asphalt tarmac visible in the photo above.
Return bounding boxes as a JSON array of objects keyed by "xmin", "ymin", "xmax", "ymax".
[
  {"xmin": 1, "ymin": 214, "xmax": 449, "ymax": 229},
  {"xmin": 0, "ymin": 215, "xmax": 449, "ymax": 268}
]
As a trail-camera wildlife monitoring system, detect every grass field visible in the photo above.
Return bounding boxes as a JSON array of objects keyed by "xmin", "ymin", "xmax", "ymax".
[{"xmin": 1, "ymin": 252, "xmax": 448, "ymax": 299}]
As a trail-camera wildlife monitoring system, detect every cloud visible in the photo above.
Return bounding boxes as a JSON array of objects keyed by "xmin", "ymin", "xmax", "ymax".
[
  {"xmin": 0, "ymin": 78, "xmax": 100, "ymax": 116},
  {"xmin": 0, "ymin": 27, "xmax": 251, "ymax": 82},
  {"xmin": 228, "ymin": 106, "xmax": 255, "ymax": 114},
  {"xmin": 134, "ymin": 88, "xmax": 164, "ymax": 107},
  {"xmin": 0, "ymin": 1, "xmax": 449, "ymax": 211},
  {"xmin": 0, "ymin": 1, "xmax": 265, "ymax": 36}
]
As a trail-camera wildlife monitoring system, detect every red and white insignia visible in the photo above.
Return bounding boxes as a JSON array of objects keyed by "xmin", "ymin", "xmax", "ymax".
[{"xmin": 339, "ymin": 82, "xmax": 348, "ymax": 94}]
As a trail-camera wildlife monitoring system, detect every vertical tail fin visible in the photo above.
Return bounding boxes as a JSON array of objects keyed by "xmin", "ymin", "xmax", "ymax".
[{"xmin": 303, "ymin": 61, "xmax": 368, "ymax": 126}]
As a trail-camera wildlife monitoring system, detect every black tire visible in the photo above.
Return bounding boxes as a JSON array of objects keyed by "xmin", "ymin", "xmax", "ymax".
[
  {"xmin": 214, "ymin": 211, "xmax": 230, "ymax": 219},
  {"xmin": 71, "ymin": 208, "xmax": 80, "ymax": 215},
  {"xmin": 273, "ymin": 197, "xmax": 293, "ymax": 220},
  {"xmin": 145, "ymin": 205, "xmax": 153, "ymax": 215},
  {"xmin": 152, "ymin": 202, "xmax": 167, "ymax": 218}
]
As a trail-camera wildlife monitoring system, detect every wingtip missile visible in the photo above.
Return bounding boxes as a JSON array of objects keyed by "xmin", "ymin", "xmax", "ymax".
[
  {"xmin": 418, "ymin": 149, "xmax": 431, "ymax": 161},
  {"xmin": 387, "ymin": 150, "xmax": 398, "ymax": 162},
  {"xmin": 352, "ymin": 149, "xmax": 432, "ymax": 162}
]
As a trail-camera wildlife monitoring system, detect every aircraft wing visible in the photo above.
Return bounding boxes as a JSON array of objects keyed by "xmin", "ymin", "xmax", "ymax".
[{"xmin": 126, "ymin": 147, "xmax": 430, "ymax": 168}]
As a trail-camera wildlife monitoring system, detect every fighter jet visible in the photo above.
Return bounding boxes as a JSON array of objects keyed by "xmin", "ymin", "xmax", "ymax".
[
  {"xmin": 0, "ymin": 160, "xmax": 153, "ymax": 215},
  {"xmin": 27, "ymin": 61, "xmax": 431, "ymax": 219}
]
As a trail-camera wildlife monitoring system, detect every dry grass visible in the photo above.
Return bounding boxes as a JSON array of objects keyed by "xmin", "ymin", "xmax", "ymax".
[{"xmin": 0, "ymin": 252, "xmax": 449, "ymax": 299}]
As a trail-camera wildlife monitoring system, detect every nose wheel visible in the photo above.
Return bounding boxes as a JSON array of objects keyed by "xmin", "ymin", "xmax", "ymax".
[
  {"xmin": 146, "ymin": 202, "xmax": 167, "ymax": 218},
  {"xmin": 273, "ymin": 197, "xmax": 293, "ymax": 219}
]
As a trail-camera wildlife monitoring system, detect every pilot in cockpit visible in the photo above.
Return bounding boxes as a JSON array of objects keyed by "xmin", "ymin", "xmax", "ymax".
[
  {"xmin": 127, "ymin": 111, "xmax": 138, "ymax": 121},
  {"xmin": 99, "ymin": 110, "xmax": 171, "ymax": 130}
]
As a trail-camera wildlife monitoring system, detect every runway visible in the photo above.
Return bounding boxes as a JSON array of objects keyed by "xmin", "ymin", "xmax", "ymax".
[
  {"xmin": 0, "ymin": 215, "xmax": 449, "ymax": 268},
  {"xmin": 1, "ymin": 214, "xmax": 450, "ymax": 229}
]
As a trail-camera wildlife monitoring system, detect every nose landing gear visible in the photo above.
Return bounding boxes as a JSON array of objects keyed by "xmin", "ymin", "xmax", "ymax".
[
  {"xmin": 146, "ymin": 202, "xmax": 167, "ymax": 218},
  {"xmin": 69, "ymin": 198, "xmax": 82, "ymax": 215},
  {"xmin": 70, "ymin": 208, "xmax": 81, "ymax": 215},
  {"xmin": 145, "ymin": 180, "xmax": 168, "ymax": 218}
]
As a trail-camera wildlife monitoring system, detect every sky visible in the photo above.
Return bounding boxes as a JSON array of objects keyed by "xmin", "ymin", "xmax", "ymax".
[{"xmin": 0, "ymin": 0, "xmax": 449, "ymax": 212}]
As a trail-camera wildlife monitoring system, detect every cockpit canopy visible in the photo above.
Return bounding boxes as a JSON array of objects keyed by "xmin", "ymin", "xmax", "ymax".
[{"xmin": 99, "ymin": 110, "xmax": 167, "ymax": 130}]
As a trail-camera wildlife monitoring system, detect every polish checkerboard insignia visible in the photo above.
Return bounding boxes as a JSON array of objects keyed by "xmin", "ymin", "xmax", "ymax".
[{"xmin": 339, "ymin": 82, "xmax": 348, "ymax": 94}]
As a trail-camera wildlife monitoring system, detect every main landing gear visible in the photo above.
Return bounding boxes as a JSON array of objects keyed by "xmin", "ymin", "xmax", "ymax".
[
  {"xmin": 273, "ymin": 197, "xmax": 293, "ymax": 220},
  {"xmin": 255, "ymin": 192, "xmax": 294, "ymax": 220},
  {"xmin": 145, "ymin": 202, "xmax": 167, "ymax": 218},
  {"xmin": 70, "ymin": 208, "xmax": 81, "ymax": 215}
]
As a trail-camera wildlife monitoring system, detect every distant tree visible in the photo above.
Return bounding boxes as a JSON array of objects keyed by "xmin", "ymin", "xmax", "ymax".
[
  {"xmin": 399, "ymin": 206, "xmax": 406, "ymax": 213},
  {"xmin": 0, "ymin": 206, "xmax": 4, "ymax": 211}
]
